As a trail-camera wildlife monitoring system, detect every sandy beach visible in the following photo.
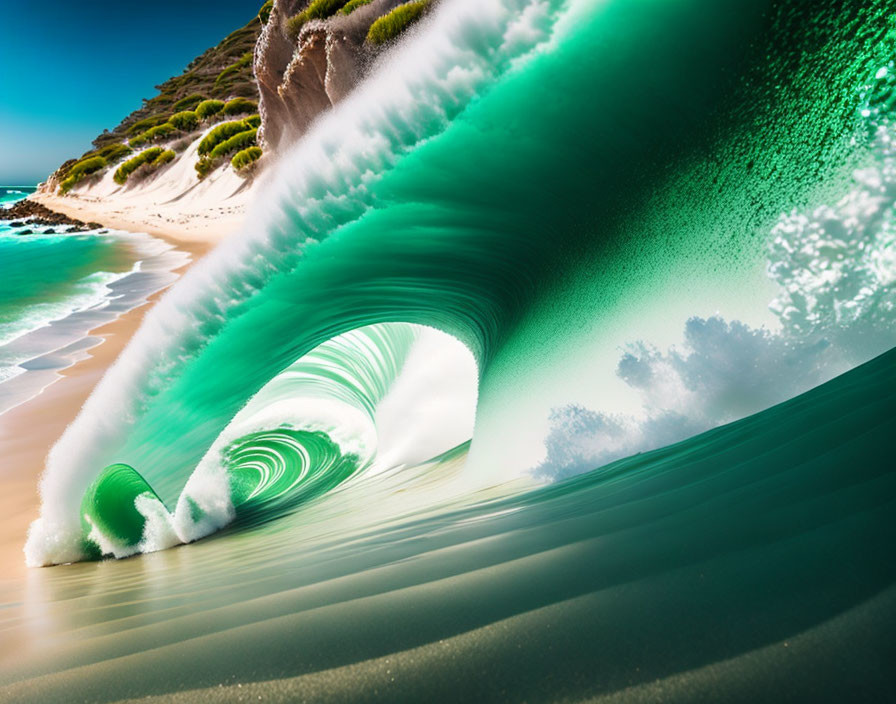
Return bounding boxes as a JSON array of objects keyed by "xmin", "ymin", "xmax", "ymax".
[
  {"xmin": 0, "ymin": 195, "xmax": 233, "ymax": 578},
  {"xmin": 31, "ymin": 190, "xmax": 245, "ymax": 245}
]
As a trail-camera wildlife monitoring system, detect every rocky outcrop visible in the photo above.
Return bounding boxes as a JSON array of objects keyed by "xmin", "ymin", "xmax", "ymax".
[
  {"xmin": 1, "ymin": 199, "xmax": 101, "ymax": 231},
  {"xmin": 255, "ymin": 0, "xmax": 416, "ymax": 151}
]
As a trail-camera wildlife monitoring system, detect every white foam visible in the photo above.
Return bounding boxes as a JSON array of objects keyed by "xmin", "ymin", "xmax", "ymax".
[{"xmin": 372, "ymin": 326, "xmax": 478, "ymax": 473}]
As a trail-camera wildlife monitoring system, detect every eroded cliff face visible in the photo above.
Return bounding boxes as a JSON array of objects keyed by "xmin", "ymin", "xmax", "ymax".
[{"xmin": 255, "ymin": 0, "xmax": 413, "ymax": 151}]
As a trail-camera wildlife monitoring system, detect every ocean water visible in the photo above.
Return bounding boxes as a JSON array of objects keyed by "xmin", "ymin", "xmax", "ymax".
[
  {"xmin": 0, "ymin": 187, "xmax": 31, "ymax": 207},
  {"xmin": 2, "ymin": 0, "xmax": 895, "ymax": 700},
  {"xmin": 0, "ymin": 188, "xmax": 189, "ymax": 414}
]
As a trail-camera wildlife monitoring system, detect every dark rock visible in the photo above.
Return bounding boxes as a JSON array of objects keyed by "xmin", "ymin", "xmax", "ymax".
[
  {"xmin": 18, "ymin": 229, "xmax": 33, "ymax": 235},
  {"xmin": 43, "ymin": 229, "xmax": 56, "ymax": 234},
  {"xmin": 1, "ymin": 198, "xmax": 90, "ymax": 231}
]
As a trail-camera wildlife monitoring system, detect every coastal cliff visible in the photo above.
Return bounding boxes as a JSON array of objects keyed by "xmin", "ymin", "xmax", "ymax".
[{"xmin": 256, "ymin": 0, "xmax": 425, "ymax": 150}]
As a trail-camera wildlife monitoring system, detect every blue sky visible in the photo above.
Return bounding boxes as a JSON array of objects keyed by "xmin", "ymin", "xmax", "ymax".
[{"xmin": 0, "ymin": 1, "xmax": 261, "ymax": 185}]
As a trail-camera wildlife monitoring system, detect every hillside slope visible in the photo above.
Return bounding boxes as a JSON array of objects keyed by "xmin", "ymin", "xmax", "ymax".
[{"xmin": 35, "ymin": 0, "xmax": 440, "ymax": 239}]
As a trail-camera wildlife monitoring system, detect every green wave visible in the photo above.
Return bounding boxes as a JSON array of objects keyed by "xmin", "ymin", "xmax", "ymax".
[
  {"xmin": 224, "ymin": 428, "xmax": 360, "ymax": 521},
  {"xmin": 80, "ymin": 428, "xmax": 361, "ymax": 556},
  {"xmin": 80, "ymin": 463, "xmax": 162, "ymax": 558}
]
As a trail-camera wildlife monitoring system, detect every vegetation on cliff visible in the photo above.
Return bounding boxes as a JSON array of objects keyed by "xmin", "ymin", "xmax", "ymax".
[
  {"xmin": 222, "ymin": 97, "xmax": 258, "ymax": 116},
  {"xmin": 114, "ymin": 148, "xmax": 166, "ymax": 185},
  {"xmin": 172, "ymin": 94, "xmax": 206, "ymax": 112},
  {"xmin": 215, "ymin": 52, "xmax": 254, "ymax": 92},
  {"xmin": 151, "ymin": 149, "xmax": 176, "ymax": 168},
  {"xmin": 287, "ymin": 0, "xmax": 349, "ymax": 39},
  {"xmin": 198, "ymin": 119, "xmax": 259, "ymax": 156},
  {"xmin": 130, "ymin": 122, "xmax": 178, "ymax": 147},
  {"xmin": 55, "ymin": 143, "xmax": 133, "ymax": 193},
  {"xmin": 48, "ymin": 4, "xmax": 266, "ymax": 193},
  {"xmin": 96, "ymin": 143, "xmax": 134, "ymax": 163},
  {"xmin": 59, "ymin": 156, "xmax": 107, "ymax": 194},
  {"xmin": 169, "ymin": 110, "xmax": 200, "ymax": 131},
  {"xmin": 367, "ymin": 1, "xmax": 431, "ymax": 45},
  {"xmin": 210, "ymin": 128, "xmax": 258, "ymax": 159},
  {"xmin": 195, "ymin": 99, "xmax": 226, "ymax": 120},
  {"xmin": 232, "ymin": 146, "xmax": 263, "ymax": 173},
  {"xmin": 340, "ymin": 0, "xmax": 373, "ymax": 16},
  {"xmin": 97, "ymin": 14, "xmax": 263, "ymax": 147},
  {"xmin": 126, "ymin": 114, "xmax": 170, "ymax": 137}
]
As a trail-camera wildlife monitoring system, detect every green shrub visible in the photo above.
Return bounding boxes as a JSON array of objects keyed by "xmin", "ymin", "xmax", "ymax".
[
  {"xmin": 222, "ymin": 97, "xmax": 258, "ymax": 116},
  {"xmin": 215, "ymin": 52, "xmax": 254, "ymax": 88},
  {"xmin": 151, "ymin": 149, "xmax": 176, "ymax": 167},
  {"xmin": 287, "ymin": 0, "xmax": 347, "ymax": 38},
  {"xmin": 173, "ymin": 94, "xmax": 205, "ymax": 111},
  {"xmin": 59, "ymin": 176, "xmax": 79, "ymax": 194},
  {"xmin": 232, "ymin": 146, "xmax": 263, "ymax": 173},
  {"xmin": 169, "ymin": 110, "xmax": 200, "ymax": 131},
  {"xmin": 285, "ymin": 13, "xmax": 305, "ymax": 38},
  {"xmin": 131, "ymin": 122, "xmax": 177, "ymax": 147},
  {"xmin": 367, "ymin": 0, "xmax": 430, "ymax": 45},
  {"xmin": 196, "ymin": 99, "xmax": 226, "ymax": 120},
  {"xmin": 147, "ymin": 123, "xmax": 176, "ymax": 140},
  {"xmin": 114, "ymin": 147, "xmax": 164, "ymax": 185},
  {"xmin": 96, "ymin": 143, "xmax": 132, "ymax": 164},
  {"xmin": 209, "ymin": 128, "xmax": 258, "ymax": 159},
  {"xmin": 59, "ymin": 156, "xmax": 107, "ymax": 193},
  {"xmin": 127, "ymin": 114, "xmax": 170, "ymax": 136},
  {"xmin": 69, "ymin": 156, "xmax": 106, "ymax": 178},
  {"xmin": 340, "ymin": 0, "xmax": 372, "ymax": 15},
  {"xmin": 195, "ymin": 156, "xmax": 214, "ymax": 179},
  {"xmin": 198, "ymin": 119, "xmax": 257, "ymax": 155},
  {"xmin": 259, "ymin": 0, "xmax": 274, "ymax": 24},
  {"xmin": 304, "ymin": 0, "xmax": 349, "ymax": 20},
  {"xmin": 243, "ymin": 113, "xmax": 261, "ymax": 128}
]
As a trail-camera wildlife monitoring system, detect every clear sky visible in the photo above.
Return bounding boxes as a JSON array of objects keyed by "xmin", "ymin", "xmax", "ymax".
[{"xmin": 0, "ymin": 1, "xmax": 261, "ymax": 186}]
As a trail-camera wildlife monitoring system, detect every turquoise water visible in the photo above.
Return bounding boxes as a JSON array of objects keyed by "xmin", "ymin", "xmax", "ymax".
[
  {"xmin": 3, "ymin": 0, "xmax": 895, "ymax": 700},
  {"xmin": 0, "ymin": 187, "xmax": 32, "ymax": 207},
  {"xmin": 0, "ymin": 228, "xmax": 127, "ymax": 346},
  {"xmin": 0, "ymin": 188, "xmax": 187, "ymax": 413}
]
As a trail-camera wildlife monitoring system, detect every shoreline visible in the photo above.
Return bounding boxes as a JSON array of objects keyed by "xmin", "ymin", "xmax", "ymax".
[{"xmin": 0, "ymin": 194, "xmax": 232, "ymax": 577}]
